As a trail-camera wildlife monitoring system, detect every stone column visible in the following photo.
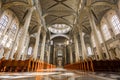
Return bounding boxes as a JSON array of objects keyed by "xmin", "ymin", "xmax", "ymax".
[
  {"xmin": 73, "ymin": 33, "xmax": 80, "ymax": 62},
  {"xmin": 53, "ymin": 46, "xmax": 56, "ymax": 65},
  {"xmin": 89, "ymin": 10, "xmax": 104, "ymax": 60},
  {"xmin": 90, "ymin": 33, "xmax": 98, "ymax": 60},
  {"xmin": 69, "ymin": 45, "xmax": 73, "ymax": 64},
  {"xmin": 79, "ymin": 29, "xmax": 88, "ymax": 60},
  {"xmin": 32, "ymin": 26, "xmax": 41, "ymax": 60},
  {"xmin": 16, "ymin": 7, "xmax": 34, "ymax": 60},
  {"xmin": 64, "ymin": 46, "xmax": 66, "ymax": 65},
  {"xmin": 40, "ymin": 32, "xmax": 46, "ymax": 61},
  {"xmin": 22, "ymin": 38, "xmax": 30, "ymax": 60},
  {"xmin": 47, "ymin": 45, "xmax": 51, "ymax": 63}
]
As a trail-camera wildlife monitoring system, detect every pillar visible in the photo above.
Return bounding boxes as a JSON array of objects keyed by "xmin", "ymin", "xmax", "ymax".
[
  {"xmin": 16, "ymin": 7, "xmax": 34, "ymax": 60},
  {"xmin": 47, "ymin": 44, "xmax": 51, "ymax": 63},
  {"xmin": 32, "ymin": 26, "xmax": 41, "ymax": 60},
  {"xmin": 69, "ymin": 45, "xmax": 73, "ymax": 64},
  {"xmin": 79, "ymin": 29, "xmax": 88, "ymax": 60},
  {"xmin": 22, "ymin": 38, "xmax": 30, "ymax": 60},
  {"xmin": 64, "ymin": 46, "xmax": 66, "ymax": 65},
  {"xmin": 40, "ymin": 32, "xmax": 46, "ymax": 61},
  {"xmin": 73, "ymin": 33, "xmax": 80, "ymax": 62},
  {"xmin": 89, "ymin": 10, "xmax": 104, "ymax": 60},
  {"xmin": 53, "ymin": 46, "xmax": 56, "ymax": 65},
  {"xmin": 90, "ymin": 33, "xmax": 98, "ymax": 60}
]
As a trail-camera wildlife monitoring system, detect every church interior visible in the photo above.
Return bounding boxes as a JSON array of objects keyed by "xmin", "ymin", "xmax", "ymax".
[{"xmin": 0, "ymin": 0, "xmax": 120, "ymax": 80}]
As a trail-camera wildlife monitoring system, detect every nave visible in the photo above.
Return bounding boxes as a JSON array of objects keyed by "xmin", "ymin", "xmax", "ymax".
[
  {"xmin": 0, "ymin": 68, "xmax": 120, "ymax": 80},
  {"xmin": 0, "ymin": 0, "xmax": 120, "ymax": 79}
]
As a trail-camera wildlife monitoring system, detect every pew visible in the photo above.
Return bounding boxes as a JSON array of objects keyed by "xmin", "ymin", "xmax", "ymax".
[
  {"xmin": 0, "ymin": 58, "xmax": 56, "ymax": 72},
  {"xmin": 64, "ymin": 59, "xmax": 120, "ymax": 72}
]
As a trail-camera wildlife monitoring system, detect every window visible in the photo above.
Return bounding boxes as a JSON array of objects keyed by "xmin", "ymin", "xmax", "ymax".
[
  {"xmin": 97, "ymin": 30, "xmax": 103, "ymax": 43},
  {"xmin": 0, "ymin": 15, "xmax": 9, "ymax": 34},
  {"xmin": 6, "ymin": 39, "xmax": 12, "ymax": 48},
  {"xmin": 3, "ymin": 24, "xmax": 17, "ymax": 48},
  {"xmin": 111, "ymin": 15, "xmax": 120, "ymax": 35},
  {"xmin": 87, "ymin": 46, "xmax": 92, "ymax": 55},
  {"xmin": 101, "ymin": 24, "xmax": 111, "ymax": 40},
  {"xmin": 92, "ymin": 36, "xmax": 96, "ymax": 47},
  {"xmin": 58, "ymin": 50, "xmax": 63, "ymax": 56},
  {"xmin": 28, "ymin": 47, "xmax": 32, "ymax": 55},
  {"xmin": 1, "ymin": 35, "xmax": 8, "ymax": 46},
  {"xmin": 8, "ymin": 24, "xmax": 17, "ymax": 39}
]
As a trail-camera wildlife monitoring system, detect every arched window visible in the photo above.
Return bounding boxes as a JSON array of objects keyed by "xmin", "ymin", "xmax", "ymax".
[
  {"xmin": 101, "ymin": 24, "xmax": 111, "ymax": 40},
  {"xmin": 6, "ymin": 38, "xmax": 12, "ymax": 48},
  {"xmin": 9, "ymin": 24, "xmax": 17, "ymax": 38},
  {"xmin": 4, "ymin": 24, "xmax": 17, "ymax": 48},
  {"xmin": 1, "ymin": 23, "xmax": 18, "ymax": 48},
  {"xmin": 1, "ymin": 35, "xmax": 8, "ymax": 46},
  {"xmin": 0, "ymin": 15, "xmax": 9, "ymax": 35},
  {"xmin": 111, "ymin": 15, "xmax": 120, "ymax": 35},
  {"xmin": 87, "ymin": 46, "xmax": 92, "ymax": 55},
  {"xmin": 28, "ymin": 47, "xmax": 32, "ymax": 55}
]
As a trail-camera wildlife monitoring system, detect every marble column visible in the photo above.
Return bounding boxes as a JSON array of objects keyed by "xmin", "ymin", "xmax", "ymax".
[
  {"xmin": 22, "ymin": 38, "xmax": 30, "ymax": 60},
  {"xmin": 16, "ymin": 7, "xmax": 34, "ymax": 60},
  {"xmin": 79, "ymin": 29, "xmax": 88, "ymax": 60},
  {"xmin": 69, "ymin": 45, "xmax": 73, "ymax": 64},
  {"xmin": 90, "ymin": 33, "xmax": 98, "ymax": 60},
  {"xmin": 32, "ymin": 26, "xmax": 41, "ymax": 60},
  {"xmin": 47, "ymin": 45, "xmax": 51, "ymax": 63},
  {"xmin": 53, "ymin": 46, "xmax": 56, "ymax": 65},
  {"xmin": 64, "ymin": 46, "xmax": 66, "ymax": 65},
  {"xmin": 89, "ymin": 10, "xmax": 104, "ymax": 60},
  {"xmin": 73, "ymin": 33, "xmax": 80, "ymax": 62},
  {"xmin": 40, "ymin": 32, "xmax": 46, "ymax": 61}
]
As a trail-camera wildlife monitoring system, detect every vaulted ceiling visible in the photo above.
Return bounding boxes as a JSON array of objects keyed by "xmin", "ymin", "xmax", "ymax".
[
  {"xmin": 39, "ymin": 0, "xmax": 79, "ymax": 27},
  {"xmin": 1, "ymin": 0, "xmax": 119, "ymax": 44}
]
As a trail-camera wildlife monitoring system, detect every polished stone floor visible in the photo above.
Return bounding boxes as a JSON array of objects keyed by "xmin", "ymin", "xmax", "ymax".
[{"xmin": 0, "ymin": 68, "xmax": 119, "ymax": 80}]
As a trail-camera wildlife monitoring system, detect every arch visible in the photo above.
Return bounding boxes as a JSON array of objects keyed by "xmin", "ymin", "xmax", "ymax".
[
  {"xmin": 100, "ymin": 9, "xmax": 117, "ymax": 26},
  {"xmin": 50, "ymin": 34, "xmax": 70, "ymax": 40},
  {"xmin": 91, "ymin": 1, "xmax": 115, "ymax": 8},
  {"xmin": 2, "ymin": 1, "xmax": 31, "ymax": 10}
]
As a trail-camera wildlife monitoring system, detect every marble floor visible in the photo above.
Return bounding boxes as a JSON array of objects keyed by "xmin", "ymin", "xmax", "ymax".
[{"xmin": 0, "ymin": 68, "xmax": 119, "ymax": 80}]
